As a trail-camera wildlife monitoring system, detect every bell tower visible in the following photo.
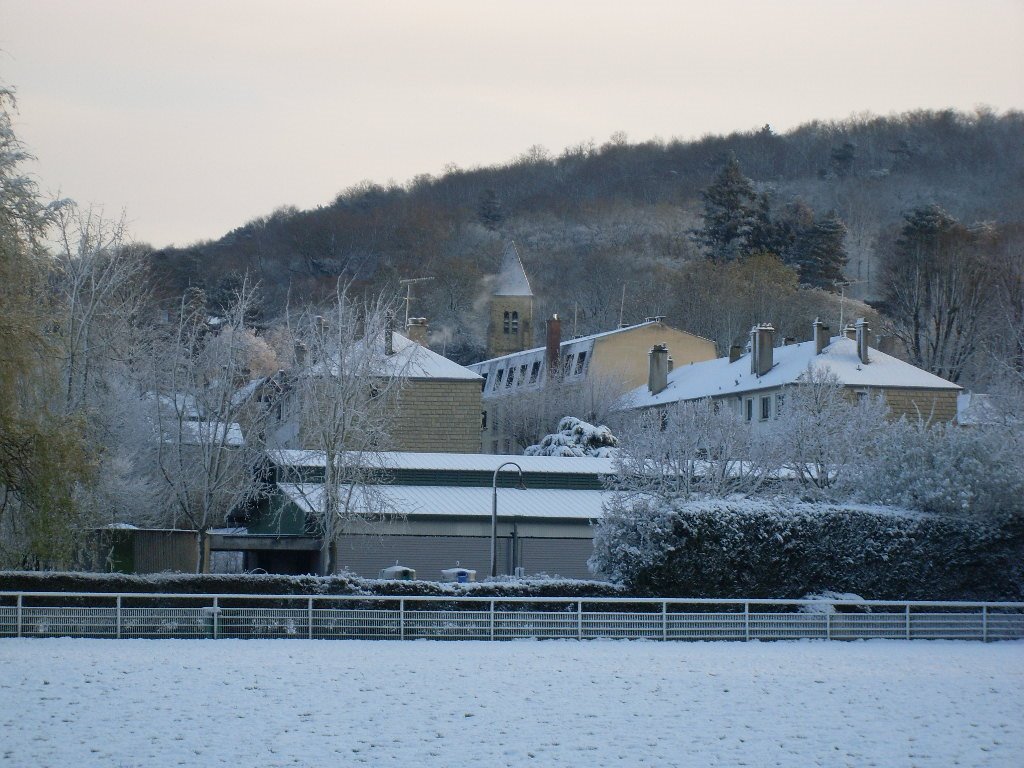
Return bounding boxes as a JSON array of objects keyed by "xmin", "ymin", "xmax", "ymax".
[{"xmin": 487, "ymin": 241, "xmax": 534, "ymax": 358}]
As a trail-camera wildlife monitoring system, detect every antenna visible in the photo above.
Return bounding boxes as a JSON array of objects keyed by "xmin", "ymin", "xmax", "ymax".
[
  {"xmin": 399, "ymin": 277, "xmax": 434, "ymax": 327},
  {"xmin": 573, "ymin": 302, "xmax": 578, "ymax": 338}
]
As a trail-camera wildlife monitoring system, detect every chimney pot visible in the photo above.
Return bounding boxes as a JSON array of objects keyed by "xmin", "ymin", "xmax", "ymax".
[
  {"xmin": 648, "ymin": 344, "xmax": 669, "ymax": 395},
  {"xmin": 855, "ymin": 317, "xmax": 870, "ymax": 364},
  {"xmin": 545, "ymin": 314, "xmax": 562, "ymax": 379},
  {"xmin": 729, "ymin": 345, "xmax": 743, "ymax": 363},
  {"xmin": 406, "ymin": 316, "xmax": 429, "ymax": 345},
  {"xmin": 384, "ymin": 312, "xmax": 395, "ymax": 356},
  {"xmin": 813, "ymin": 318, "xmax": 830, "ymax": 354}
]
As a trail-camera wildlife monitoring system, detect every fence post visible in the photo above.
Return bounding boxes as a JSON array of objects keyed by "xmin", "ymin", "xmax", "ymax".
[
  {"xmin": 116, "ymin": 596, "xmax": 122, "ymax": 640},
  {"xmin": 400, "ymin": 599, "xmax": 405, "ymax": 641},
  {"xmin": 307, "ymin": 597, "xmax": 313, "ymax": 640},
  {"xmin": 16, "ymin": 594, "xmax": 22, "ymax": 638},
  {"xmin": 825, "ymin": 608, "xmax": 831, "ymax": 641},
  {"xmin": 744, "ymin": 602, "xmax": 750, "ymax": 642},
  {"xmin": 982, "ymin": 605, "xmax": 988, "ymax": 643},
  {"xmin": 212, "ymin": 597, "xmax": 219, "ymax": 640},
  {"xmin": 577, "ymin": 601, "xmax": 583, "ymax": 640},
  {"xmin": 905, "ymin": 604, "xmax": 911, "ymax": 640},
  {"xmin": 662, "ymin": 601, "xmax": 668, "ymax": 641},
  {"xmin": 489, "ymin": 601, "xmax": 495, "ymax": 641}
]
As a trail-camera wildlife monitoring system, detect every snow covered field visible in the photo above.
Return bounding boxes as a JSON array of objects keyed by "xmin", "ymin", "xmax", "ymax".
[{"xmin": 1, "ymin": 639, "xmax": 1020, "ymax": 767}]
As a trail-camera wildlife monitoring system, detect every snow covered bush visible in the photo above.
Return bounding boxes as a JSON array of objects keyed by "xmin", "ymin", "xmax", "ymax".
[
  {"xmin": 524, "ymin": 416, "xmax": 619, "ymax": 458},
  {"xmin": 590, "ymin": 495, "xmax": 1024, "ymax": 600},
  {"xmin": 845, "ymin": 419, "xmax": 1024, "ymax": 521}
]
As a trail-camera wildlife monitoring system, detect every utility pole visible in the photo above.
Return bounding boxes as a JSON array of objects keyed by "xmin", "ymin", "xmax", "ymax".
[{"xmin": 399, "ymin": 277, "xmax": 434, "ymax": 327}]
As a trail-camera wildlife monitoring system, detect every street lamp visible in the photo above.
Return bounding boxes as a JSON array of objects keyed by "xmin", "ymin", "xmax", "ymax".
[{"xmin": 491, "ymin": 461, "xmax": 527, "ymax": 578}]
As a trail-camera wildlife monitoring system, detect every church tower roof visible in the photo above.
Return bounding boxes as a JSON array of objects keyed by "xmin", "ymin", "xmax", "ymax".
[{"xmin": 493, "ymin": 240, "xmax": 533, "ymax": 297}]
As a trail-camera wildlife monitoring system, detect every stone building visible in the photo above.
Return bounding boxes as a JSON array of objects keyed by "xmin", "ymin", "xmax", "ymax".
[
  {"xmin": 620, "ymin": 318, "xmax": 961, "ymax": 425},
  {"xmin": 469, "ymin": 317, "xmax": 717, "ymax": 454}
]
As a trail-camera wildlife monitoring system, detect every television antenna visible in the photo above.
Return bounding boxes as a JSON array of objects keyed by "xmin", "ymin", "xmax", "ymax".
[{"xmin": 399, "ymin": 277, "xmax": 434, "ymax": 327}]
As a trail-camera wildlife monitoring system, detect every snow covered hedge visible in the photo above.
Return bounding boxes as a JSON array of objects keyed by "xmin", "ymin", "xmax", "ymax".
[
  {"xmin": 590, "ymin": 497, "xmax": 1024, "ymax": 600},
  {"xmin": 0, "ymin": 571, "xmax": 624, "ymax": 599},
  {"xmin": 524, "ymin": 417, "xmax": 619, "ymax": 458}
]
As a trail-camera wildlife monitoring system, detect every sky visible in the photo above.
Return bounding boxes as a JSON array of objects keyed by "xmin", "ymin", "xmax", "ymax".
[{"xmin": 1, "ymin": 0, "xmax": 1022, "ymax": 249}]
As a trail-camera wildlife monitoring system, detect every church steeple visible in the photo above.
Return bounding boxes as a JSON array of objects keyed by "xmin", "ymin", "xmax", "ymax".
[{"xmin": 487, "ymin": 241, "xmax": 534, "ymax": 357}]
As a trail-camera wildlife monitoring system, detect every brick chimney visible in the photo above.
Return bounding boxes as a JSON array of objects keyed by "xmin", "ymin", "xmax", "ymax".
[
  {"xmin": 648, "ymin": 344, "xmax": 669, "ymax": 395},
  {"xmin": 406, "ymin": 317, "xmax": 428, "ymax": 345},
  {"xmin": 729, "ymin": 345, "xmax": 743, "ymax": 363},
  {"xmin": 813, "ymin": 318, "xmax": 830, "ymax": 355},
  {"xmin": 545, "ymin": 314, "xmax": 561, "ymax": 379},
  {"xmin": 750, "ymin": 323, "xmax": 775, "ymax": 376},
  {"xmin": 855, "ymin": 317, "xmax": 870, "ymax": 364},
  {"xmin": 384, "ymin": 312, "xmax": 395, "ymax": 356}
]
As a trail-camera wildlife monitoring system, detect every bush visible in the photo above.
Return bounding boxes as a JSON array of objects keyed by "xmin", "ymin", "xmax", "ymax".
[{"xmin": 591, "ymin": 496, "xmax": 1024, "ymax": 600}]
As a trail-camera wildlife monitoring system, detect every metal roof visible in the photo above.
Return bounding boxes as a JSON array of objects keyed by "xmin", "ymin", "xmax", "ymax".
[{"xmin": 267, "ymin": 450, "xmax": 615, "ymax": 476}]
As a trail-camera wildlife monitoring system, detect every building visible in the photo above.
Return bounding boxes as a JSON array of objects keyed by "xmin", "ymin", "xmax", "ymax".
[
  {"xmin": 212, "ymin": 450, "xmax": 613, "ymax": 579},
  {"xmin": 469, "ymin": 318, "xmax": 717, "ymax": 453},
  {"xmin": 487, "ymin": 240, "xmax": 535, "ymax": 358},
  {"xmin": 239, "ymin": 324, "xmax": 484, "ymax": 454},
  {"xmin": 620, "ymin": 318, "xmax": 961, "ymax": 424}
]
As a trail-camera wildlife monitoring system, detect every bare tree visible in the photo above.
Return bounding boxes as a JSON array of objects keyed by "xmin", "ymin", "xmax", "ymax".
[
  {"xmin": 287, "ymin": 287, "xmax": 408, "ymax": 574},
  {"xmin": 147, "ymin": 280, "xmax": 271, "ymax": 571}
]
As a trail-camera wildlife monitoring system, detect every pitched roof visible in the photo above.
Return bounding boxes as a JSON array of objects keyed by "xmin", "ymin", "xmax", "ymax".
[
  {"xmin": 380, "ymin": 332, "xmax": 482, "ymax": 381},
  {"xmin": 621, "ymin": 335, "xmax": 960, "ymax": 409},
  {"xmin": 493, "ymin": 240, "xmax": 532, "ymax": 297}
]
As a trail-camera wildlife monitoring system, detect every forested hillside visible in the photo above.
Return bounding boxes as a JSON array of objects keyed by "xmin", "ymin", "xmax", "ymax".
[{"xmin": 149, "ymin": 109, "xmax": 1024, "ymax": 375}]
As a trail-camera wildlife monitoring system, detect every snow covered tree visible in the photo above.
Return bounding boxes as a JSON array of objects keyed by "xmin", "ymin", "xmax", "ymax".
[
  {"xmin": 694, "ymin": 156, "xmax": 761, "ymax": 261},
  {"xmin": 288, "ymin": 289, "xmax": 407, "ymax": 574},
  {"xmin": 146, "ymin": 281, "xmax": 273, "ymax": 571},
  {"xmin": 524, "ymin": 416, "xmax": 618, "ymax": 457},
  {"xmin": 0, "ymin": 85, "xmax": 92, "ymax": 568},
  {"xmin": 766, "ymin": 367, "xmax": 887, "ymax": 495}
]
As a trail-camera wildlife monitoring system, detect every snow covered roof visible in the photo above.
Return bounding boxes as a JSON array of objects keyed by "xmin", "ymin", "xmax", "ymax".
[
  {"xmin": 278, "ymin": 483, "xmax": 607, "ymax": 521},
  {"xmin": 176, "ymin": 420, "xmax": 245, "ymax": 447},
  {"xmin": 493, "ymin": 241, "xmax": 533, "ymax": 297},
  {"xmin": 621, "ymin": 336, "xmax": 960, "ymax": 409},
  {"xmin": 267, "ymin": 449, "xmax": 615, "ymax": 476},
  {"xmin": 469, "ymin": 320, "xmax": 668, "ymax": 369},
  {"xmin": 382, "ymin": 332, "xmax": 482, "ymax": 381}
]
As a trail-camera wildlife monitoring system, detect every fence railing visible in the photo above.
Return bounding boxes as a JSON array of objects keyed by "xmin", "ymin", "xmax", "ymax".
[{"xmin": 2, "ymin": 592, "xmax": 1022, "ymax": 642}]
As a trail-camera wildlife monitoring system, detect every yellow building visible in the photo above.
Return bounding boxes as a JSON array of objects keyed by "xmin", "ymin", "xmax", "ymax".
[{"xmin": 469, "ymin": 318, "xmax": 717, "ymax": 453}]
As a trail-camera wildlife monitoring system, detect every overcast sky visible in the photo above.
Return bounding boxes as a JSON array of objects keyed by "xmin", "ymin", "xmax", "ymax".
[{"xmin": 2, "ymin": 0, "xmax": 1022, "ymax": 248}]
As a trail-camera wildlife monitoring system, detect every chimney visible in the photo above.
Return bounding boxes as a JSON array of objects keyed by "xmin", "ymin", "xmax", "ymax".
[
  {"xmin": 384, "ymin": 312, "xmax": 395, "ymax": 356},
  {"xmin": 844, "ymin": 324, "xmax": 856, "ymax": 340},
  {"xmin": 667, "ymin": 356, "xmax": 674, "ymax": 373},
  {"xmin": 751, "ymin": 323, "xmax": 774, "ymax": 376},
  {"xmin": 545, "ymin": 314, "xmax": 561, "ymax": 378},
  {"xmin": 648, "ymin": 344, "xmax": 669, "ymax": 395},
  {"xmin": 729, "ymin": 345, "xmax": 743, "ymax": 363},
  {"xmin": 813, "ymin": 318, "xmax": 830, "ymax": 355},
  {"xmin": 855, "ymin": 317, "xmax": 870, "ymax": 364},
  {"xmin": 294, "ymin": 342, "xmax": 307, "ymax": 366},
  {"xmin": 406, "ymin": 317, "xmax": 428, "ymax": 345}
]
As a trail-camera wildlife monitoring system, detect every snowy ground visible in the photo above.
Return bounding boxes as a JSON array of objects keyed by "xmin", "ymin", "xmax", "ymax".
[{"xmin": 1, "ymin": 639, "xmax": 1021, "ymax": 767}]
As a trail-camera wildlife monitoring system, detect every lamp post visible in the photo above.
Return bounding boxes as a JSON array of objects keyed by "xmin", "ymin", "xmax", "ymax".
[{"xmin": 491, "ymin": 461, "xmax": 526, "ymax": 578}]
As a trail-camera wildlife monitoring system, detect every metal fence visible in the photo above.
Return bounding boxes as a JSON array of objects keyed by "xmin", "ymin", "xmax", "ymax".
[{"xmin": 1, "ymin": 592, "xmax": 1022, "ymax": 642}]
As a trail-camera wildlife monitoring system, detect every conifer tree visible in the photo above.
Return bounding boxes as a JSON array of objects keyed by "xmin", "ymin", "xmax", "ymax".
[{"xmin": 694, "ymin": 156, "xmax": 759, "ymax": 261}]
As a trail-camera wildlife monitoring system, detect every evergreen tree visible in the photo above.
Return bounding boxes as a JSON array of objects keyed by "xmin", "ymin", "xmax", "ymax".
[
  {"xmin": 797, "ymin": 211, "xmax": 849, "ymax": 292},
  {"xmin": 694, "ymin": 156, "xmax": 759, "ymax": 261}
]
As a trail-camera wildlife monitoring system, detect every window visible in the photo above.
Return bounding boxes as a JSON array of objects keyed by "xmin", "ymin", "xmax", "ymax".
[
  {"xmin": 775, "ymin": 393, "xmax": 785, "ymax": 418},
  {"xmin": 760, "ymin": 396, "xmax": 771, "ymax": 421},
  {"xmin": 574, "ymin": 351, "xmax": 587, "ymax": 376},
  {"xmin": 505, "ymin": 367, "xmax": 514, "ymax": 387},
  {"xmin": 745, "ymin": 399, "xmax": 753, "ymax": 421},
  {"xmin": 481, "ymin": 372, "xmax": 488, "ymax": 391},
  {"xmin": 519, "ymin": 365, "xmax": 527, "ymax": 386},
  {"xmin": 495, "ymin": 369, "xmax": 504, "ymax": 388},
  {"xmin": 712, "ymin": 400, "xmax": 721, "ymax": 415},
  {"xmin": 511, "ymin": 311, "xmax": 519, "ymax": 333},
  {"xmin": 491, "ymin": 441, "xmax": 499, "ymax": 454},
  {"xmin": 503, "ymin": 311, "xmax": 510, "ymax": 334},
  {"xmin": 659, "ymin": 410, "xmax": 669, "ymax": 432},
  {"xmin": 563, "ymin": 354, "xmax": 573, "ymax": 377},
  {"xmin": 529, "ymin": 361, "xmax": 540, "ymax": 383},
  {"xmin": 481, "ymin": 410, "xmax": 487, "ymax": 431}
]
